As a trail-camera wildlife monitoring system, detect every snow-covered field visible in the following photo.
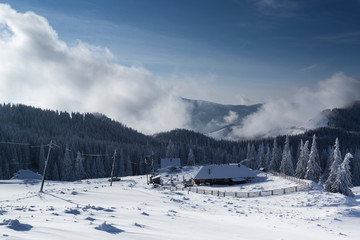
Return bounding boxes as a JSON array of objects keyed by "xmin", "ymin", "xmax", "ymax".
[{"xmin": 1, "ymin": 172, "xmax": 360, "ymax": 240}]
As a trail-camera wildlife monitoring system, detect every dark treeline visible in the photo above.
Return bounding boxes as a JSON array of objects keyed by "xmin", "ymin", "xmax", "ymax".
[{"xmin": 0, "ymin": 103, "xmax": 359, "ymax": 186}]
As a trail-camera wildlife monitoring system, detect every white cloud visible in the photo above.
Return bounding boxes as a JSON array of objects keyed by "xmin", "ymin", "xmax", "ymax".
[
  {"xmin": 224, "ymin": 111, "xmax": 239, "ymax": 124},
  {"xmin": 231, "ymin": 72, "xmax": 360, "ymax": 138},
  {"xmin": 0, "ymin": 4, "xmax": 190, "ymax": 134},
  {"xmin": 299, "ymin": 64, "xmax": 317, "ymax": 72}
]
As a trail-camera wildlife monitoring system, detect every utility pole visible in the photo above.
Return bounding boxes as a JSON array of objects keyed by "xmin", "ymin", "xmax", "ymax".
[
  {"xmin": 40, "ymin": 140, "xmax": 53, "ymax": 192},
  {"xmin": 145, "ymin": 151, "xmax": 154, "ymax": 185},
  {"xmin": 110, "ymin": 150, "xmax": 117, "ymax": 186}
]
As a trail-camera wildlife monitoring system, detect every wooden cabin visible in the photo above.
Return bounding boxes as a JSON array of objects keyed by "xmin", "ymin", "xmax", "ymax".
[{"xmin": 193, "ymin": 164, "xmax": 256, "ymax": 185}]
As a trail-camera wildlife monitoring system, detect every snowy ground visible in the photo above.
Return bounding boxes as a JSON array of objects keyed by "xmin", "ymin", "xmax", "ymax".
[{"xmin": 1, "ymin": 172, "xmax": 360, "ymax": 240}]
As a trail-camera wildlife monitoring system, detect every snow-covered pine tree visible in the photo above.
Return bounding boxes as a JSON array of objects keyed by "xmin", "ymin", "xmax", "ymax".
[
  {"xmin": 61, "ymin": 146, "xmax": 74, "ymax": 181},
  {"xmin": 269, "ymin": 138, "xmax": 281, "ymax": 172},
  {"xmin": 38, "ymin": 144, "xmax": 46, "ymax": 174},
  {"xmin": 305, "ymin": 135, "xmax": 322, "ymax": 182},
  {"xmin": 75, "ymin": 151, "xmax": 86, "ymax": 180},
  {"xmin": 257, "ymin": 143, "xmax": 266, "ymax": 169},
  {"xmin": 52, "ymin": 162, "xmax": 60, "ymax": 181},
  {"xmin": 96, "ymin": 155, "xmax": 106, "ymax": 178},
  {"xmin": 295, "ymin": 140, "xmax": 304, "ymax": 178},
  {"xmin": 352, "ymin": 149, "xmax": 360, "ymax": 186},
  {"xmin": 325, "ymin": 138, "xmax": 342, "ymax": 192},
  {"xmin": 3, "ymin": 160, "xmax": 10, "ymax": 179},
  {"xmin": 280, "ymin": 136, "xmax": 294, "ymax": 176},
  {"xmin": 332, "ymin": 153, "xmax": 354, "ymax": 197},
  {"xmin": 166, "ymin": 140, "xmax": 176, "ymax": 158},
  {"xmin": 90, "ymin": 158, "xmax": 98, "ymax": 178},
  {"xmin": 232, "ymin": 146, "xmax": 237, "ymax": 163},
  {"xmin": 126, "ymin": 155, "xmax": 133, "ymax": 176},
  {"xmin": 320, "ymin": 146, "xmax": 334, "ymax": 183},
  {"xmin": 248, "ymin": 144, "xmax": 257, "ymax": 169},
  {"xmin": 187, "ymin": 148, "xmax": 195, "ymax": 166},
  {"xmin": 265, "ymin": 143, "xmax": 272, "ymax": 170},
  {"xmin": 246, "ymin": 142, "xmax": 251, "ymax": 159},
  {"xmin": 0, "ymin": 157, "xmax": 3, "ymax": 179},
  {"xmin": 295, "ymin": 140, "xmax": 309, "ymax": 179}
]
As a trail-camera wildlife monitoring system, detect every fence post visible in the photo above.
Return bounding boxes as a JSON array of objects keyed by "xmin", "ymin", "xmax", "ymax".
[
  {"xmin": 218, "ymin": 191, "xmax": 220, "ymax": 196},
  {"xmin": 235, "ymin": 192, "xmax": 237, "ymax": 197},
  {"xmin": 247, "ymin": 192, "xmax": 250, "ymax": 198},
  {"xmin": 271, "ymin": 190, "xmax": 273, "ymax": 195},
  {"xmin": 223, "ymin": 192, "xmax": 226, "ymax": 197}
]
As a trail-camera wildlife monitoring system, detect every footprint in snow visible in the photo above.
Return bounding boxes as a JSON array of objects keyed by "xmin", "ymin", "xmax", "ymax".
[
  {"xmin": 141, "ymin": 212, "xmax": 149, "ymax": 216},
  {"xmin": 134, "ymin": 222, "xmax": 145, "ymax": 228}
]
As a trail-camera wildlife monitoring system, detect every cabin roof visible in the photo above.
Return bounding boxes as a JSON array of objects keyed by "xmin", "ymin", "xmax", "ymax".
[{"xmin": 194, "ymin": 164, "xmax": 256, "ymax": 180}]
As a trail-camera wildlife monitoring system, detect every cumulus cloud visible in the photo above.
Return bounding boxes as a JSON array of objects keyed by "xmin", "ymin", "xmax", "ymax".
[
  {"xmin": 231, "ymin": 72, "xmax": 360, "ymax": 138},
  {"xmin": 224, "ymin": 111, "xmax": 239, "ymax": 124},
  {"xmin": 0, "ymin": 4, "xmax": 190, "ymax": 134}
]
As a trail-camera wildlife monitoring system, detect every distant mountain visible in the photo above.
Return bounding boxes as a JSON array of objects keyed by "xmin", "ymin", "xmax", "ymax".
[
  {"xmin": 182, "ymin": 98, "xmax": 360, "ymax": 140},
  {"xmin": 324, "ymin": 101, "xmax": 360, "ymax": 132},
  {"xmin": 181, "ymin": 98, "xmax": 262, "ymax": 135}
]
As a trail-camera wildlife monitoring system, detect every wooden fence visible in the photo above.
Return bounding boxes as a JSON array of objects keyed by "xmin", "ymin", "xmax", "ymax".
[{"xmin": 158, "ymin": 172, "xmax": 312, "ymax": 198}]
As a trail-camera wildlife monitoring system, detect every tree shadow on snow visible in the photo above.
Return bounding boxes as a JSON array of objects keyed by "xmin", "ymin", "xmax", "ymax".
[
  {"xmin": 95, "ymin": 222, "xmax": 124, "ymax": 234},
  {"xmin": 0, "ymin": 219, "xmax": 33, "ymax": 231}
]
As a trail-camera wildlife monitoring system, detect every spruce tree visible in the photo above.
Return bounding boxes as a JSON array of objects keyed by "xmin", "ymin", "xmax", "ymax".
[
  {"xmin": 280, "ymin": 136, "xmax": 294, "ymax": 176},
  {"xmin": 96, "ymin": 155, "xmax": 106, "ymax": 178},
  {"xmin": 265, "ymin": 143, "xmax": 272, "ymax": 169},
  {"xmin": 321, "ymin": 146, "xmax": 334, "ymax": 183},
  {"xmin": 332, "ymin": 153, "xmax": 354, "ymax": 197},
  {"xmin": 187, "ymin": 148, "xmax": 195, "ymax": 166},
  {"xmin": 61, "ymin": 146, "xmax": 74, "ymax": 181},
  {"xmin": 75, "ymin": 151, "xmax": 86, "ymax": 180},
  {"xmin": 52, "ymin": 162, "xmax": 60, "ymax": 181},
  {"xmin": 0, "ymin": 157, "xmax": 3, "ymax": 179},
  {"xmin": 166, "ymin": 140, "xmax": 176, "ymax": 158},
  {"xmin": 269, "ymin": 138, "xmax": 281, "ymax": 172},
  {"xmin": 126, "ymin": 155, "xmax": 133, "ymax": 176},
  {"xmin": 352, "ymin": 149, "xmax": 360, "ymax": 186},
  {"xmin": 305, "ymin": 135, "xmax": 322, "ymax": 182},
  {"xmin": 257, "ymin": 143, "xmax": 266, "ymax": 169},
  {"xmin": 38, "ymin": 144, "xmax": 46, "ymax": 174},
  {"xmin": 295, "ymin": 139, "xmax": 304, "ymax": 178},
  {"xmin": 325, "ymin": 138, "xmax": 342, "ymax": 192},
  {"xmin": 295, "ymin": 140, "xmax": 309, "ymax": 179}
]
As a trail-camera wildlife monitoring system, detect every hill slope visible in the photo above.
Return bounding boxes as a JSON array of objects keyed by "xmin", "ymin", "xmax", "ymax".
[
  {"xmin": 0, "ymin": 174, "xmax": 359, "ymax": 239},
  {"xmin": 182, "ymin": 98, "xmax": 261, "ymax": 134}
]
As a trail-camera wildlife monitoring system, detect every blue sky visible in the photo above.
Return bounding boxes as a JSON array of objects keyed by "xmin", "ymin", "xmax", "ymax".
[{"xmin": 2, "ymin": 0, "xmax": 360, "ymax": 104}]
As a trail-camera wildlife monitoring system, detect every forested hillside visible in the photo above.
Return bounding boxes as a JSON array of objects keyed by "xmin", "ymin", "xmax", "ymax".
[{"xmin": 0, "ymin": 103, "xmax": 359, "ymax": 186}]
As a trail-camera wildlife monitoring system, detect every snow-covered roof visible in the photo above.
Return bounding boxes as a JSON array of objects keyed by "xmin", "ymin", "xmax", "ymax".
[
  {"xmin": 160, "ymin": 158, "xmax": 181, "ymax": 169},
  {"xmin": 194, "ymin": 164, "xmax": 256, "ymax": 180}
]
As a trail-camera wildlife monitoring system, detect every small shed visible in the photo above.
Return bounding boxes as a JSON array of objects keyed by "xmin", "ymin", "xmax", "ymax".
[
  {"xmin": 193, "ymin": 164, "xmax": 256, "ymax": 185},
  {"xmin": 161, "ymin": 158, "xmax": 181, "ymax": 169}
]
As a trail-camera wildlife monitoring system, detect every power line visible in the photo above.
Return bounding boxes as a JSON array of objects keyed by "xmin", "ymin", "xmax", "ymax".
[
  {"xmin": 81, "ymin": 153, "xmax": 111, "ymax": 157},
  {"xmin": 0, "ymin": 141, "xmax": 30, "ymax": 146},
  {"xmin": 31, "ymin": 144, "xmax": 50, "ymax": 148}
]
